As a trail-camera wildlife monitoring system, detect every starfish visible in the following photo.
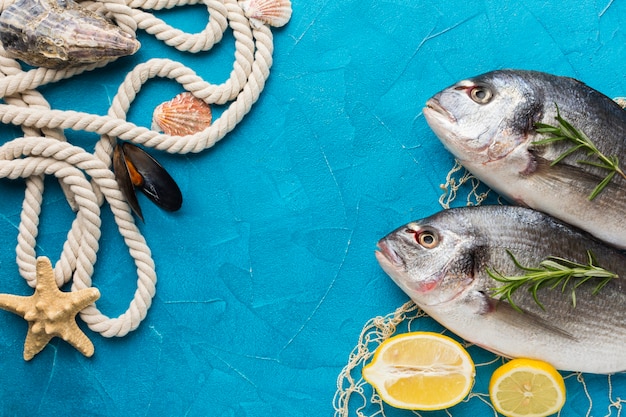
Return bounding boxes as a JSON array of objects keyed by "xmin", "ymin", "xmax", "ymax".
[{"xmin": 0, "ymin": 256, "xmax": 100, "ymax": 360}]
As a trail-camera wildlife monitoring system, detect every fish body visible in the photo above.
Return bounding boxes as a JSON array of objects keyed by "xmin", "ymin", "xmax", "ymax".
[
  {"xmin": 375, "ymin": 205, "xmax": 626, "ymax": 373},
  {"xmin": 423, "ymin": 70, "xmax": 626, "ymax": 249},
  {"xmin": 0, "ymin": 0, "xmax": 140, "ymax": 68}
]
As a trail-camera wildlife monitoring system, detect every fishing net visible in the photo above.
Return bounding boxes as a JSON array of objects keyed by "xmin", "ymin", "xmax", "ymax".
[
  {"xmin": 0, "ymin": 0, "xmax": 287, "ymax": 342},
  {"xmin": 334, "ymin": 157, "xmax": 626, "ymax": 416},
  {"xmin": 437, "ymin": 159, "xmax": 495, "ymax": 209}
]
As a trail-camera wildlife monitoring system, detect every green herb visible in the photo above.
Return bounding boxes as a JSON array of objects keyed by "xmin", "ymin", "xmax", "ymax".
[
  {"xmin": 487, "ymin": 250, "xmax": 618, "ymax": 312},
  {"xmin": 533, "ymin": 104, "xmax": 626, "ymax": 200}
]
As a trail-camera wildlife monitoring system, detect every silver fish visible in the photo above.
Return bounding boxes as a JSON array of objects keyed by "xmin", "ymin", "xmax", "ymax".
[
  {"xmin": 423, "ymin": 70, "xmax": 626, "ymax": 249},
  {"xmin": 0, "ymin": 0, "xmax": 140, "ymax": 68},
  {"xmin": 375, "ymin": 205, "xmax": 626, "ymax": 374}
]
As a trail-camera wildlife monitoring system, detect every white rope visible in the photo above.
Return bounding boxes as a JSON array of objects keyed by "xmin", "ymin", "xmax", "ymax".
[{"xmin": 0, "ymin": 0, "xmax": 284, "ymax": 338}]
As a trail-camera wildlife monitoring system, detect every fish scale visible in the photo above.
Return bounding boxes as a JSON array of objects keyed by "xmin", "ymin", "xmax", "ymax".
[{"xmin": 376, "ymin": 205, "xmax": 626, "ymax": 374}]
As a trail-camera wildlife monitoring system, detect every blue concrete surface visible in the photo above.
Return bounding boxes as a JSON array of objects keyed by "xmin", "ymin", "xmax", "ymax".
[{"xmin": 0, "ymin": 0, "xmax": 625, "ymax": 416}]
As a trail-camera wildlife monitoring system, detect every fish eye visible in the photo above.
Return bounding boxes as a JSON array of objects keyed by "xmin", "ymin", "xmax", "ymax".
[
  {"xmin": 469, "ymin": 85, "xmax": 493, "ymax": 104},
  {"xmin": 416, "ymin": 230, "xmax": 439, "ymax": 249}
]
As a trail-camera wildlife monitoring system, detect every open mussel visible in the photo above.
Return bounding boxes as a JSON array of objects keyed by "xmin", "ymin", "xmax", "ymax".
[
  {"xmin": 113, "ymin": 142, "xmax": 182, "ymax": 221},
  {"xmin": 0, "ymin": 0, "xmax": 140, "ymax": 68}
]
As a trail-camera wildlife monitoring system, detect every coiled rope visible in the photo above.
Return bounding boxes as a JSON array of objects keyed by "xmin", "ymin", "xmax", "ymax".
[{"xmin": 0, "ymin": 0, "xmax": 279, "ymax": 338}]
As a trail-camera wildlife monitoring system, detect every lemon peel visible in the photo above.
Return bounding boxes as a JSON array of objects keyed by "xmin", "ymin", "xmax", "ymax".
[{"xmin": 489, "ymin": 358, "xmax": 566, "ymax": 417}]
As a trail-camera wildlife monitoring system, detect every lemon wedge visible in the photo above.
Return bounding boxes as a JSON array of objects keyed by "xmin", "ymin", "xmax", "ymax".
[
  {"xmin": 489, "ymin": 358, "xmax": 566, "ymax": 417},
  {"xmin": 362, "ymin": 331, "xmax": 475, "ymax": 410}
]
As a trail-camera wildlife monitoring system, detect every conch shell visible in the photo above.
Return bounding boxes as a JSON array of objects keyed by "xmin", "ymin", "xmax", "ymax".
[{"xmin": 0, "ymin": 0, "xmax": 140, "ymax": 68}]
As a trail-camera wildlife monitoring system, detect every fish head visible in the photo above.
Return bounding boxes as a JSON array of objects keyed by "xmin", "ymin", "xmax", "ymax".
[
  {"xmin": 423, "ymin": 70, "xmax": 544, "ymax": 166},
  {"xmin": 375, "ymin": 212, "xmax": 476, "ymax": 306}
]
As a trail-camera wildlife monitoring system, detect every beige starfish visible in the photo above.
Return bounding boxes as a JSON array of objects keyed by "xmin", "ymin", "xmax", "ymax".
[{"xmin": 0, "ymin": 256, "xmax": 100, "ymax": 360}]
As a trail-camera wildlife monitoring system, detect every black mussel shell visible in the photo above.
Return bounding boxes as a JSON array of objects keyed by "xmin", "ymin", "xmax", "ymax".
[
  {"xmin": 113, "ymin": 143, "xmax": 143, "ymax": 220},
  {"xmin": 113, "ymin": 142, "xmax": 182, "ymax": 221}
]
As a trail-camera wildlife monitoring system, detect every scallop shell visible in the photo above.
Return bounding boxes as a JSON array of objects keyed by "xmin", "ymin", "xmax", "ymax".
[
  {"xmin": 0, "ymin": 0, "xmax": 140, "ymax": 68},
  {"xmin": 151, "ymin": 92, "xmax": 213, "ymax": 136},
  {"xmin": 242, "ymin": 0, "xmax": 292, "ymax": 28}
]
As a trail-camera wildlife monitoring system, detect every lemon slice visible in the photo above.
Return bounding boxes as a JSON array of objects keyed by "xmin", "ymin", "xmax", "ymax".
[
  {"xmin": 489, "ymin": 358, "xmax": 566, "ymax": 417},
  {"xmin": 362, "ymin": 332, "xmax": 475, "ymax": 410}
]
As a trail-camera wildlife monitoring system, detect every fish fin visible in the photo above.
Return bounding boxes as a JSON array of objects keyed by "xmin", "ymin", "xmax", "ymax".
[
  {"xmin": 473, "ymin": 290, "xmax": 497, "ymax": 315},
  {"xmin": 533, "ymin": 155, "xmax": 623, "ymax": 192},
  {"xmin": 476, "ymin": 291, "xmax": 576, "ymax": 341}
]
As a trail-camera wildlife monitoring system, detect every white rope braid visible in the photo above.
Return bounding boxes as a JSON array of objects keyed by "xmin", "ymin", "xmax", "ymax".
[{"xmin": 0, "ymin": 0, "xmax": 285, "ymax": 338}]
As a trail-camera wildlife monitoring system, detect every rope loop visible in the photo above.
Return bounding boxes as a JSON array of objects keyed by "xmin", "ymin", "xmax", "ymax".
[{"xmin": 0, "ymin": 0, "xmax": 286, "ymax": 337}]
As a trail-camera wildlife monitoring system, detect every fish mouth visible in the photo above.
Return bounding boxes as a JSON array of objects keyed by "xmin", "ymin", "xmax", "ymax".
[
  {"xmin": 375, "ymin": 241, "xmax": 444, "ymax": 302},
  {"xmin": 375, "ymin": 240, "xmax": 404, "ymax": 267},
  {"xmin": 375, "ymin": 240, "xmax": 420, "ymax": 291},
  {"xmin": 424, "ymin": 98, "xmax": 455, "ymax": 124}
]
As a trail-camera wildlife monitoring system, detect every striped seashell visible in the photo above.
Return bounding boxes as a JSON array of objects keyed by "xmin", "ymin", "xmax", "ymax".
[
  {"xmin": 0, "ymin": 0, "xmax": 140, "ymax": 68},
  {"xmin": 151, "ymin": 92, "xmax": 213, "ymax": 136},
  {"xmin": 241, "ymin": 0, "xmax": 292, "ymax": 28}
]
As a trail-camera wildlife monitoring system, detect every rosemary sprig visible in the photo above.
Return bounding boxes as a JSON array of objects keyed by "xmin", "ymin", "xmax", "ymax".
[
  {"xmin": 487, "ymin": 250, "xmax": 618, "ymax": 312},
  {"xmin": 533, "ymin": 104, "xmax": 626, "ymax": 200}
]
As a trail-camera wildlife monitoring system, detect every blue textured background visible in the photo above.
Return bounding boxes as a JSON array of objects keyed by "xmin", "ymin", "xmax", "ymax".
[{"xmin": 0, "ymin": 1, "xmax": 625, "ymax": 416}]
